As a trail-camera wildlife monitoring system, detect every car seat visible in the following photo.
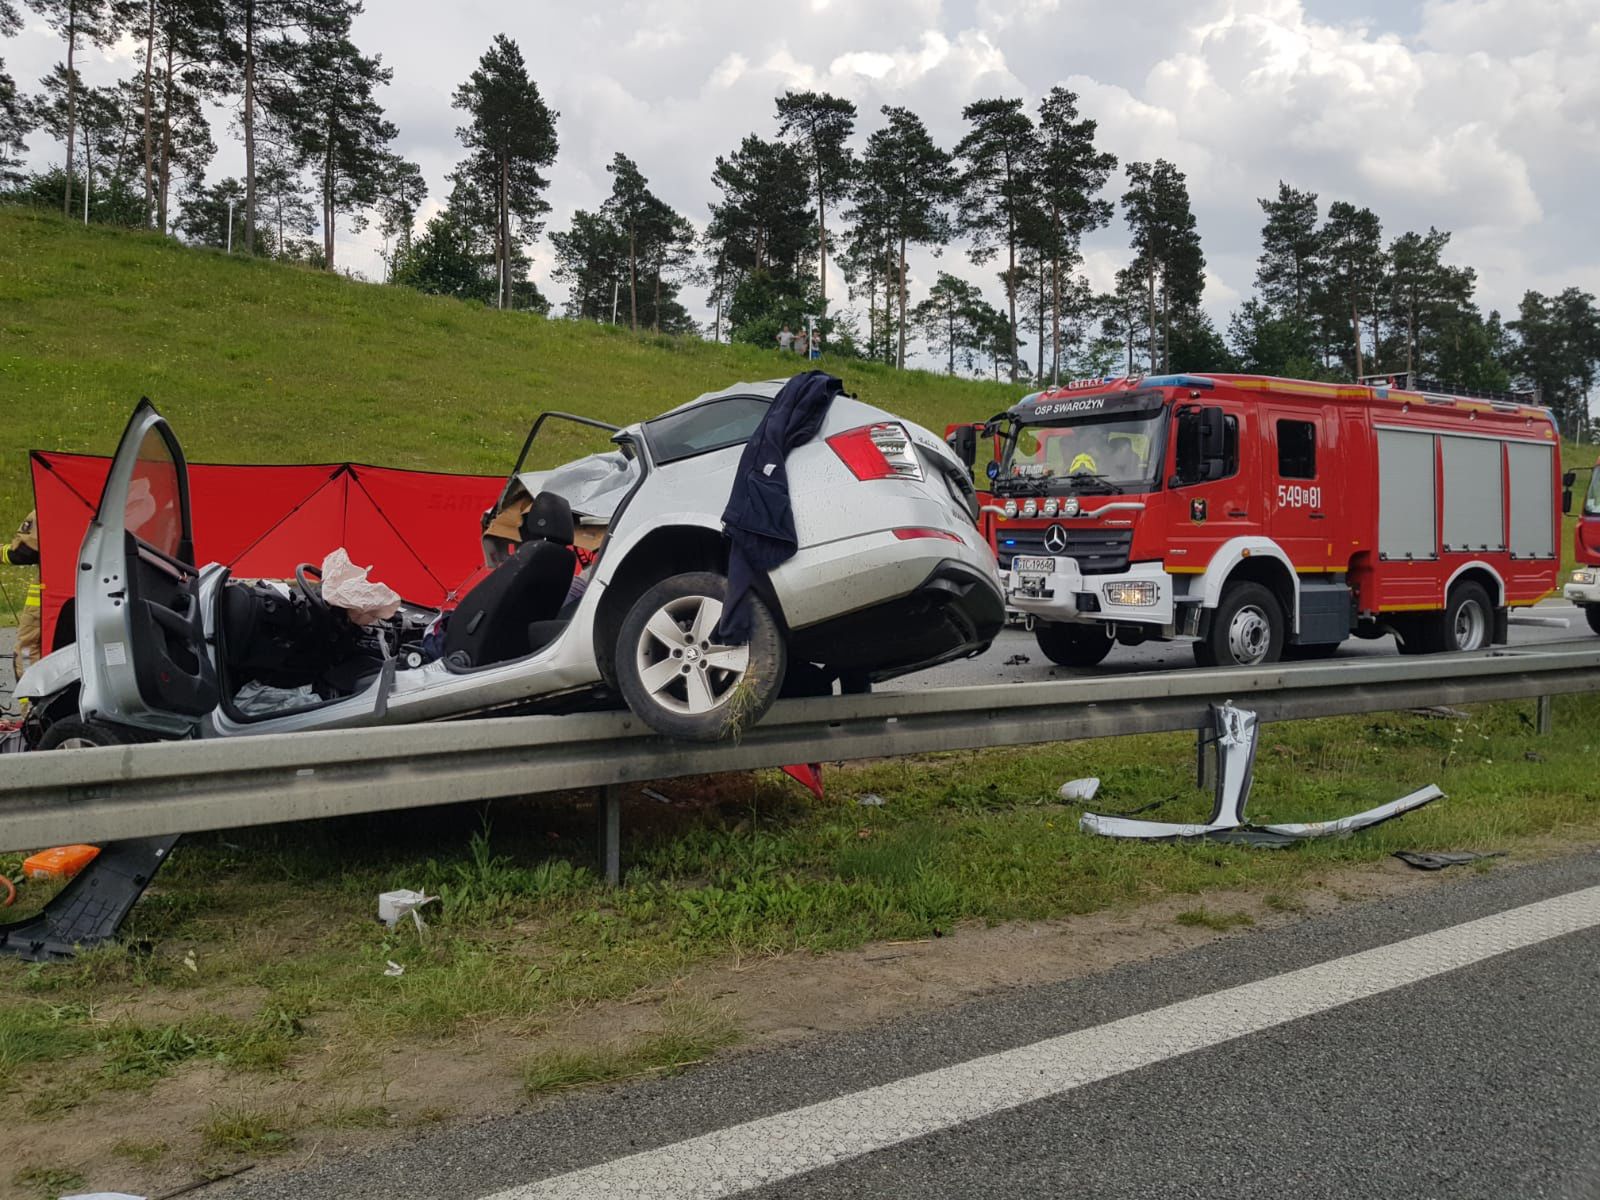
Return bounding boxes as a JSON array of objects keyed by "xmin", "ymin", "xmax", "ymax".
[{"xmin": 443, "ymin": 492, "xmax": 577, "ymax": 667}]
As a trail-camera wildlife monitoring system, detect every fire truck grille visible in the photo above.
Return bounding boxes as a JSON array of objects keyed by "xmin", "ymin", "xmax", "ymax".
[{"xmin": 999, "ymin": 527, "xmax": 1134, "ymax": 574}]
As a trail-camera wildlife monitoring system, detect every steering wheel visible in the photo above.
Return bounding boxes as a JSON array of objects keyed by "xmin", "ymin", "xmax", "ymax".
[{"xmin": 294, "ymin": 562, "xmax": 329, "ymax": 616}]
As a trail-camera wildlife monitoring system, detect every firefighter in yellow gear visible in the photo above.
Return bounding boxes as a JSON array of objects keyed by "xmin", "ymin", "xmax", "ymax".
[{"xmin": 3, "ymin": 510, "xmax": 41, "ymax": 682}]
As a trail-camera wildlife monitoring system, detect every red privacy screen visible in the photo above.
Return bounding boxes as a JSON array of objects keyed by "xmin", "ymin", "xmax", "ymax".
[{"xmin": 30, "ymin": 453, "xmax": 505, "ymax": 649}]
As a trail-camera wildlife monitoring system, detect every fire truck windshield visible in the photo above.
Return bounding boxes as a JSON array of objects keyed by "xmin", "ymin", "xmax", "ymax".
[
  {"xmin": 997, "ymin": 411, "xmax": 1165, "ymax": 495},
  {"xmin": 1586, "ymin": 469, "xmax": 1600, "ymax": 517}
]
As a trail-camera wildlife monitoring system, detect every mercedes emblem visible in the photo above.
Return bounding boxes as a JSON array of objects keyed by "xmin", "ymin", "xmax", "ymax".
[{"xmin": 1043, "ymin": 524, "xmax": 1068, "ymax": 554}]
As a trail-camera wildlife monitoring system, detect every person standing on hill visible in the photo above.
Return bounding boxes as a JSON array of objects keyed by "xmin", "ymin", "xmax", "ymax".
[
  {"xmin": 776, "ymin": 324, "xmax": 796, "ymax": 353},
  {"xmin": 795, "ymin": 327, "xmax": 810, "ymax": 358},
  {"xmin": 2, "ymin": 511, "xmax": 41, "ymax": 681}
]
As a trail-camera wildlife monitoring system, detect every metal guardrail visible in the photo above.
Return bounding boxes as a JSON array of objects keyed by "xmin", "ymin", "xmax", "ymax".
[{"xmin": 3, "ymin": 640, "xmax": 1598, "ymax": 852}]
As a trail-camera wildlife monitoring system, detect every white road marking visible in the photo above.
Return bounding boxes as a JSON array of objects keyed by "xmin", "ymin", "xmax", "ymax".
[{"xmin": 485, "ymin": 885, "xmax": 1600, "ymax": 1200}]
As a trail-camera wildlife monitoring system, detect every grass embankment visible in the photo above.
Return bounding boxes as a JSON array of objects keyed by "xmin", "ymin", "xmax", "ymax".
[
  {"xmin": 4, "ymin": 693, "xmax": 1599, "ymax": 1192},
  {"xmin": 0, "ymin": 207, "xmax": 1016, "ymax": 623}
]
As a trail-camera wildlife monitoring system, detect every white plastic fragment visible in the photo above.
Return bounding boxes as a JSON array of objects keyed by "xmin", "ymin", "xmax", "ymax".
[
  {"xmin": 384, "ymin": 960, "xmax": 405, "ymax": 977},
  {"xmin": 378, "ymin": 889, "xmax": 438, "ymax": 931},
  {"xmin": 857, "ymin": 793, "xmax": 886, "ymax": 807},
  {"xmin": 1058, "ymin": 778, "xmax": 1100, "ymax": 802}
]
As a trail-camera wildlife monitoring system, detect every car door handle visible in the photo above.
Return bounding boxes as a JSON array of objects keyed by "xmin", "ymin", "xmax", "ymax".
[
  {"xmin": 1227, "ymin": 508, "xmax": 1247, "ymax": 518},
  {"xmin": 1309, "ymin": 512, "xmax": 1326, "ymax": 520}
]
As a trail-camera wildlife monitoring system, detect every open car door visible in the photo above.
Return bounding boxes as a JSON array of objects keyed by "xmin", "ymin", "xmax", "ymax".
[{"xmin": 75, "ymin": 399, "xmax": 218, "ymax": 735}]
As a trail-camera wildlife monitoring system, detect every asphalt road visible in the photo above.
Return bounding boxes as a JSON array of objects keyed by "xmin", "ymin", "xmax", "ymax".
[
  {"xmin": 886, "ymin": 598, "xmax": 1591, "ymax": 690},
  {"xmin": 221, "ymin": 851, "xmax": 1600, "ymax": 1200}
]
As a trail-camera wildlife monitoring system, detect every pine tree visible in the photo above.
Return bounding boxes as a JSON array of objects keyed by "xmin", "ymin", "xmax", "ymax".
[
  {"xmin": 1121, "ymin": 160, "xmax": 1205, "ymax": 372},
  {"xmin": 451, "ymin": 33, "xmax": 559, "ymax": 309},
  {"xmin": 910, "ymin": 272, "xmax": 986, "ymax": 375},
  {"xmin": 1033, "ymin": 86, "xmax": 1116, "ymax": 384},
  {"xmin": 219, "ymin": 0, "xmax": 300, "ymax": 253},
  {"xmin": 29, "ymin": 0, "xmax": 117, "ymax": 216},
  {"xmin": 707, "ymin": 133, "xmax": 816, "ymax": 343},
  {"xmin": 551, "ymin": 208, "xmax": 628, "ymax": 322},
  {"xmin": 256, "ymin": 144, "xmax": 314, "ymax": 258},
  {"xmin": 269, "ymin": 2, "xmax": 396, "ymax": 271},
  {"xmin": 1, "ymin": 2, "xmax": 33, "ymax": 188},
  {"xmin": 775, "ymin": 90, "xmax": 855, "ymax": 328},
  {"xmin": 1319, "ymin": 200, "xmax": 1385, "ymax": 378},
  {"xmin": 374, "ymin": 152, "xmax": 425, "ymax": 275},
  {"xmin": 855, "ymin": 105, "xmax": 955, "ymax": 369},
  {"xmin": 955, "ymin": 97, "xmax": 1040, "ymax": 383}
]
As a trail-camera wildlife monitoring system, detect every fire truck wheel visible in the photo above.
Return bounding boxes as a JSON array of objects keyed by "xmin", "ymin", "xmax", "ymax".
[
  {"xmin": 1033, "ymin": 620, "xmax": 1114, "ymax": 667},
  {"xmin": 1194, "ymin": 583, "xmax": 1284, "ymax": 668},
  {"xmin": 1423, "ymin": 581, "xmax": 1493, "ymax": 653},
  {"xmin": 1586, "ymin": 606, "xmax": 1600, "ymax": 637}
]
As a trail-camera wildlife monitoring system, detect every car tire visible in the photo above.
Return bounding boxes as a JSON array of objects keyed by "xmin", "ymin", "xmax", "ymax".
[
  {"xmin": 1193, "ymin": 582, "xmax": 1284, "ymax": 668},
  {"xmin": 1033, "ymin": 620, "xmax": 1114, "ymax": 668},
  {"xmin": 615, "ymin": 572, "xmax": 786, "ymax": 741},
  {"xmin": 1586, "ymin": 605, "xmax": 1600, "ymax": 637},
  {"xmin": 36, "ymin": 717, "xmax": 149, "ymax": 751},
  {"xmin": 1420, "ymin": 581, "xmax": 1492, "ymax": 654}
]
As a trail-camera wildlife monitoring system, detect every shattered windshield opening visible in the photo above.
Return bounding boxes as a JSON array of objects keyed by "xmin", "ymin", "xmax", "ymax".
[{"xmin": 997, "ymin": 408, "xmax": 1167, "ymax": 496}]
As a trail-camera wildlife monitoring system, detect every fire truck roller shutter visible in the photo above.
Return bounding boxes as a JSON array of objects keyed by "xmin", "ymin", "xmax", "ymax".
[
  {"xmin": 1377, "ymin": 429, "xmax": 1439, "ymax": 561},
  {"xmin": 1506, "ymin": 441, "xmax": 1556, "ymax": 560},
  {"xmin": 1195, "ymin": 537, "xmax": 1301, "ymax": 630},
  {"xmin": 1440, "ymin": 436, "xmax": 1505, "ymax": 554}
]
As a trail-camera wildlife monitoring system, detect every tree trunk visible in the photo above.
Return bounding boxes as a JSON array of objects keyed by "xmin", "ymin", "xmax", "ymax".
[
  {"xmin": 1350, "ymin": 289, "xmax": 1364, "ymax": 379},
  {"xmin": 141, "ymin": 0, "xmax": 155, "ymax": 225},
  {"xmin": 157, "ymin": 42, "xmax": 174, "ymax": 233},
  {"xmin": 1161, "ymin": 275, "xmax": 1171, "ymax": 374},
  {"xmin": 1146, "ymin": 261, "xmax": 1158, "ymax": 373},
  {"xmin": 1406, "ymin": 284, "xmax": 1416, "ymax": 376},
  {"xmin": 1050, "ymin": 209, "xmax": 1062, "ymax": 386},
  {"xmin": 652, "ymin": 258, "xmax": 661, "ymax": 333},
  {"xmin": 946, "ymin": 305, "xmax": 955, "ymax": 375},
  {"xmin": 243, "ymin": 1, "xmax": 256, "ymax": 254},
  {"xmin": 627, "ymin": 221, "xmax": 637, "ymax": 331},
  {"xmin": 896, "ymin": 234, "xmax": 908, "ymax": 370},
  {"xmin": 1036, "ymin": 267, "xmax": 1045, "ymax": 381},
  {"xmin": 63, "ymin": 0, "xmax": 78, "ymax": 217},
  {"xmin": 492, "ymin": 158, "xmax": 505, "ymax": 310},
  {"xmin": 323, "ymin": 124, "xmax": 335, "ymax": 270},
  {"xmin": 1005, "ymin": 181, "xmax": 1018, "ymax": 384},
  {"xmin": 815, "ymin": 149, "xmax": 827, "ymax": 319}
]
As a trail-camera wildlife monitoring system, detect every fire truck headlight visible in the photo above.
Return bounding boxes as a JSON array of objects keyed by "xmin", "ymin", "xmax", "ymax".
[
  {"xmin": 1042, "ymin": 498, "xmax": 1060, "ymax": 517},
  {"xmin": 1103, "ymin": 581, "xmax": 1159, "ymax": 607},
  {"xmin": 1022, "ymin": 499, "xmax": 1038, "ymax": 518},
  {"xmin": 1002, "ymin": 500, "xmax": 1018, "ymax": 519},
  {"xmin": 1062, "ymin": 497, "xmax": 1081, "ymax": 517}
]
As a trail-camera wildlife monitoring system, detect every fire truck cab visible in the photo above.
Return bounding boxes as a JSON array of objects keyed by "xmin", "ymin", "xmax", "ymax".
[
  {"xmin": 955, "ymin": 372, "xmax": 1564, "ymax": 669},
  {"xmin": 1563, "ymin": 461, "xmax": 1600, "ymax": 636}
]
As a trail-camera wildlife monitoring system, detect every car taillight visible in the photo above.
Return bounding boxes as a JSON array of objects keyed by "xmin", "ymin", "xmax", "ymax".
[
  {"xmin": 892, "ymin": 527, "xmax": 963, "ymax": 542},
  {"xmin": 827, "ymin": 423, "xmax": 924, "ymax": 481}
]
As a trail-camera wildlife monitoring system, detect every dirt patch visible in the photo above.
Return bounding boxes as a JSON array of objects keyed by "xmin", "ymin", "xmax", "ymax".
[{"xmin": 3, "ymin": 846, "xmax": 1583, "ymax": 1199}]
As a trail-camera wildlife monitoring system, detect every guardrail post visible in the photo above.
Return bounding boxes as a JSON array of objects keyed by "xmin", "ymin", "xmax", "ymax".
[
  {"xmin": 597, "ymin": 784, "xmax": 622, "ymax": 886},
  {"xmin": 1536, "ymin": 695, "xmax": 1553, "ymax": 736}
]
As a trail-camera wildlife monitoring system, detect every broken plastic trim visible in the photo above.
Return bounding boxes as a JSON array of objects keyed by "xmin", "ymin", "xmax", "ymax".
[{"xmin": 1080, "ymin": 703, "xmax": 1443, "ymax": 845}]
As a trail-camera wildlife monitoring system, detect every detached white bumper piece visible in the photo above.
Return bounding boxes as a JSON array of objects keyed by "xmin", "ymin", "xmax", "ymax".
[{"xmin": 1079, "ymin": 703, "xmax": 1443, "ymax": 845}]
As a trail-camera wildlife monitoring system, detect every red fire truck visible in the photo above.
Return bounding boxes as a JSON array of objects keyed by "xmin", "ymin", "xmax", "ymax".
[
  {"xmin": 1563, "ymin": 459, "xmax": 1600, "ymax": 635},
  {"xmin": 947, "ymin": 372, "xmax": 1565, "ymax": 668}
]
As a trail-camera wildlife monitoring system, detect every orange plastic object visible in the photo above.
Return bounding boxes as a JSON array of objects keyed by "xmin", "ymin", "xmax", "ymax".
[{"xmin": 22, "ymin": 844, "xmax": 101, "ymax": 881}]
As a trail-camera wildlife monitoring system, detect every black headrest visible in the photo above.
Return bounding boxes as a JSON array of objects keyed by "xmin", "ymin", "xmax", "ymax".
[{"xmin": 520, "ymin": 491, "xmax": 574, "ymax": 546}]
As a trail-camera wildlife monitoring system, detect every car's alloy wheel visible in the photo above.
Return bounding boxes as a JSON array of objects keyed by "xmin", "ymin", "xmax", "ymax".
[
  {"xmin": 634, "ymin": 594, "xmax": 750, "ymax": 716},
  {"xmin": 615, "ymin": 572, "xmax": 786, "ymax": 741}
]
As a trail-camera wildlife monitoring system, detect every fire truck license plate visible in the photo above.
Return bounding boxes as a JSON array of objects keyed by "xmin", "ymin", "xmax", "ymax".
[{"xmin": 1013, "ymin": 556, "xmax": 1056, "ymax": 575}]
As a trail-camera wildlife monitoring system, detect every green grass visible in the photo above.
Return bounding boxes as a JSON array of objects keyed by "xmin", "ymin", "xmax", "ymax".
[
  {"xmin": 200, "ymin": 1104, "xmax": 295, "ymax": 1154},
  {"xmin": 0, "ymin": 207, "xmax": 1018, "ymax": 621},
  {"xmin": 523, "ymin": 998, "xmax": 740, "ymax": 1095},
  {"xmin": 1174, "ymin": 907, "xmax": 1256, "ymax": 931},
  {"xmin": 11, "ymin": 1165, "xmax": 85, "ymax": 1198},
  {"xmin": 3, "ymin": 694, "xmax": 1598, "ymax": 1136}
]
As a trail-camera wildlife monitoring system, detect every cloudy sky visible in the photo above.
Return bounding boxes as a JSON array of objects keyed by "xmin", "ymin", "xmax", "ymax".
[{"xmin": 9, "ymin": 0, "xmax": 1599, "ymax": 367}]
